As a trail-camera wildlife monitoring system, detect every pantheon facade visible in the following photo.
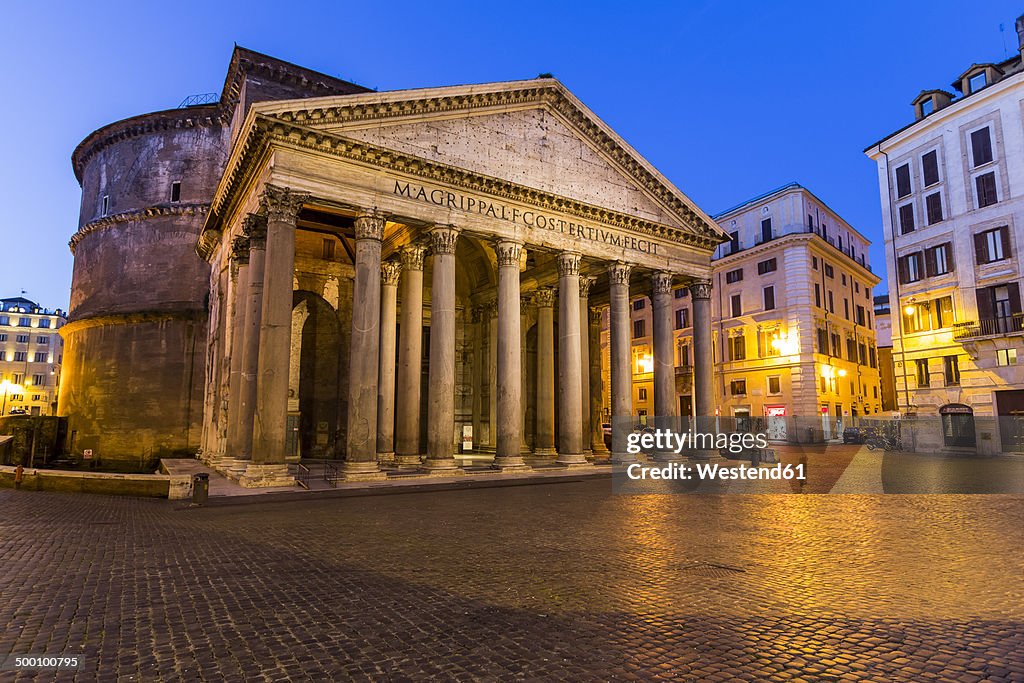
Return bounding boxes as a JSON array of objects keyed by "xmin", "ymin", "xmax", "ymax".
[{"xmin": 60, "ymin": 48, "xmax": 726, "ymax": 482}]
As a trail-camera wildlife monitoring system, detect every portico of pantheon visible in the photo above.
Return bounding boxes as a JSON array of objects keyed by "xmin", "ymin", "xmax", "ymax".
[{"xmin": 196, "ymin": 78, "xmax": 727, "ymax": 486}]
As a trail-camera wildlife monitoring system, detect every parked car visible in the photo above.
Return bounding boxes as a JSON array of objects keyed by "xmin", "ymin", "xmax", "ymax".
[
  {"xmin": 843, "ymin": 426, "xmax": 877, "ymax": 444},
  {"xmin": 6, "ymin": 408, "xmax": 27, "ymax": 416}
]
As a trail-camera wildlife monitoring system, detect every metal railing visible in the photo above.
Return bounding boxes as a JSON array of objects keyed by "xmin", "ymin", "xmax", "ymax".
[
  {"xmin": 953, "ymin": 314, "xmax": 1024, "ymax": 340},
  {"xmin": 324, "ymin": 462, "xmax": 339, "ymax": 488},
  {"xmin": 295, "ymin": 463, "xmax": 311, "ymax": 490},
  {"xmin": 177, "ymin": 92, "xmax": 219, "ymax": 108}
]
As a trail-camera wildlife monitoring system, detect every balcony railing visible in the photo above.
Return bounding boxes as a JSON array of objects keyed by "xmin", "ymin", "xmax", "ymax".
[{"xmin": 953, "ymin": 314, "xmax": 1024, "ymax": 340}]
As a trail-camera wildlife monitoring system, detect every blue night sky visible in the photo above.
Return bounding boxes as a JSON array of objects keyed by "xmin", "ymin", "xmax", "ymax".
[{"xmin": 0, "ymin": 0, "xmax": 1020, "ymax": 309}]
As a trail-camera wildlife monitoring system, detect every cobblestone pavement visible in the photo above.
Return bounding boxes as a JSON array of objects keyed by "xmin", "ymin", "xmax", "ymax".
[{"xmin": 1, "ymin": 472, "xmax": 1023, "ymax": 681}]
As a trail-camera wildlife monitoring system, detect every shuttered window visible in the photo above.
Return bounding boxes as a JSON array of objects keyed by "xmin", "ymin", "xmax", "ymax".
[
  {"xmin": 922, "ymin": 150, "xmax": 940, "ymax": 186},
  {"xmin": 899, "ymin": 203, "xmax": 915, "ymax": 234},
  {"xmin": 895, "ymin": 164, "xmax": 912, "ymax": 198},
  {"xmin": 763, "ymin": 286, "xmax": 775, "ymax": 311},
  {"xmin": 971, "ymin": 127, "xmax": 993, "ymax": 167},
  {"xmin": 976, "ymin": 172, "xmax": 998, "ymax": 208},
  {"xmin": 975, "ymin": 226, "xmax": 1010, "ymax": 264},
  {"xmin": 925, "ymin": 192, "xmax": 943, "ymax": 224},
  {"xmin": 897, "ymin": 252, "xmax": 923, "ymax": 283}
]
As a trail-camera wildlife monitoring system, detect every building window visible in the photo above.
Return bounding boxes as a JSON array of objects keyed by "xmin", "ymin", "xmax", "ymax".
[
  {"xmin": 844, "ymin": 299, "xmax": 850, "ymax": 320},
  {"xmin": 902, "ymin": 296, "xmax": 954, "ymax": 333},
  {"xmin": 760, "ymin": 218, "xmax": 772, "ymax": 243},
  {"xmin": 763, "ymin": 286, "xmax": 775, "ymax": 311},
  {"xmin": 730, "ymin": 379, "xmax": 747, "ymax": 396},
  {"xmin": 827, "ymin": 291, "xmax": 834, "ymax": 313},
  {"xmin": 997, "ymin": 348, "xmax": 1017, "ymax": 366},
  {"xmin": 674, "ymin": 288, "xmax": 688, "ymax": 299},
  {"xmin": 170, "ymin": 181, "xmax": 181, "ymax": 202},
  {"xmin": 18, "ymin": 317, "xmax": 30, "ymax": 327},
  {"xmin": 895, "ymin": 164, "xmax": 912, "ymax": 198},
  {"xmin": 915, "ymin": 359, "xmax": 930, "ymax": 387},
  {"xmin": 632, "ymin": 299, "xmax": 646, "ymax": 311},
  {"xmin": 869, "ymin": 346, "xmax": 877, "ymax": 368},
  {"xmin": 767, "ymin": 376, "xmax": 781, "ymax": 394},
  {"xmin": 975, "ymin": 226, "xmax": 1009, "ymax": 264},
  {"xmin": 36, "ymin": 336, "xmax": 48, "ymax": 344},
  {"xmin": 831, "ymin": 332, "xmax": 841, "ymax": 357},
  {"xmin": 101, "ymin": 195, "xmax": 109, "ymax": 216},
  {"xmin": 38, "ymin": 319, "xmax": 50, "ymax": 329},
  {"xmin": 15, "ymin": 334, "xmax": 28, "ymax": 343},
  {"xmin": 757, "ymin": 258, "xmax": 777, "ymax": 275},
  {"xmin": 0, "ymin": 334, "xmax": 5, "ymax": 342},
  {"xmin": 943, "ymin": 356, "xmax": 960, "ymax": 386},
  {"xmin": 730, "ymin": 294, "xmax": 742, "ymax": 317},
  {"xmin": 898, "ymin": 203, "xmax": 915, "ymax": 234},
  {"xmin": 898, "ymin": 252, "xmax": 922, "ymax": 283},
  {"xmin": 31, "ymin": 374, "xmax": 44, "ymax": 386},
  {"xmin": 13, "ymin": 352, "xmax": 26, "ymax": 362},
  {"xmin": 814, "ymin": 283, "xmax": 821, "ymax": 308},
  {"xmin": 816, "ymin": 328, "xmax": 828, "ymax": 354},
  {"xmin": 846, "ymin": 338, "xmax": 856, "ymax": 361},
  {"xmin": 725, "ymin": 268, "xmax": 743, "ymax": 284},
  {"xmin": 12, "ymin": 374, "xmax": 22, "ymax": 385},
  {"xmin": 971, "ymin": 127, "xmax": 993, "ymax": 167},
  {"xmin": 824, "ymin": 263, "xmax": 834, "ymax": 279},
  {"xmin": 674, "ymin": 308, "xmax": 690, "ymax": 329},
  {"xmin": 926, "ymin": 243, "xmax": 952, "ymax": 276},
  {"xmin": 856, "ymin": 305, "xmax": 866, "ymax": 326},
  {"xmin": 33, "ymin": 352, "xmax": 47, "ymax": 363},
  {"xmin": 976, "ymin": 172, "xmax": 998, "ymax": 208},
  {"xmin": 729, "ymin": 335, "xmax": 746, "ymax": 361},
  {"xmin": 0, "ymin": 316, "xmax": 7, "ymax": 325},
  {"xmin": 632, "ymin": 320, "xmax": 645, "ymax": 338},
  {"xmin": 729, "ymin": 231, "xmax": 740, "ymax": 254},
  {"xmin": 968, "ymin": 71, "xmax": 988, "ymax": 93},
  {"xmin": 858, "ymin": 343, "xmax": 867, "ymax": 365},
  {"xmin": 920, "ymin": 98, "xmax": 934, "ymax": 116},
  {"xmin": 812, "ymin": 256, "xmax": 818, "ymax": 270},
  {"xmin": 322, "ymin": 238, "xmax": 336, "ymax": 260},
  {"xmin": 925, "ymin": 193, "xmax": 943, "ymax": 224},
  {"xmin": 922, "ymin": 150, "xmax": 940, "ymax": 186},
  {"xmin": 638, "ymin": 387, "xmax": 647, "ymax": 401}
]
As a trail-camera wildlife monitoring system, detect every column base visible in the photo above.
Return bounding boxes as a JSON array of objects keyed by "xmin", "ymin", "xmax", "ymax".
[
  {"xmin": 218, "ymin": 458, "xmax": 250, "ymax": 481},
  {"xmin": 421, "ymin": 458, "xmax": 465, "ymax": 476},
  {"xmin": 532, "ymin": 448, "xmax": 558, "ymax": 458},
  {"xmin": 556, "ymin": 453, "xmax": 592, "ymax": 467},
  {"xmin": 376, "ymin": 451, "xmax": 396, "ymax": 465},
  {"xmin": 688, "ymin": 449, "xmax": 718, "ymax": 461},
  {"xmin": 492, "ymin": 455, "xmax": 531, "ymax": 472},
  {"xmin": 611, "ymin": 452, "xmax": 639, "ymax": 465},
  {"xmin": 395, "ymin": 453, "xmax": 423, "ymax": 469},
  {"xmin": 342, "ymin": 461, "xmax": 388, "ymax": 482},
  {"xmin": 652, "ymin": 452, "xmax": 685, "ymax": 463},
  {"xmin": 238, "ymin": 464, "xmax": 295, "ymax": 488}
]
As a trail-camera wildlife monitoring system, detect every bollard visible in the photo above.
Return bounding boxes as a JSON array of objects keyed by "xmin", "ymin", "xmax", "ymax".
[{"xmin": 192, "ymin": 472, "xmax": 209, "ymax": 506}]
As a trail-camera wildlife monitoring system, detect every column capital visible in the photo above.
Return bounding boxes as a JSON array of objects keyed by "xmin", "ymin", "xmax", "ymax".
[
  {"xmin": 534, "ymin": 288, "xmax": 556, "ymax": 308},
  {"xmin": 260, "ymin": 184, "xmax": 309, "ymax": 224},
  {"xmin": 521, "ymin": 295, "xmax": 533, "ymax": 315},
  {"xmin": 471, "ymin": 305, "xmax": 487, "ymax": 323},
  {"xmin": 354, "ymin": 211, "xmax": 386, "ymax": 241},
  {"xmin": 381, "ymin": 259, "xmax": 402, "ymax": 286},
  {"xmin": 242, "ymin": 213, "xmax": 267, "ymax": 248},
  {"xmin": 579, "ymin": 276, "xmax": 596, "ymax": 298},
  {"xmin": 557, "ymin": 251, "xmax": 581, "ymax": 277},
  {"xmin": 231, "ymin": 235, "xmax": 250, "ymax": 265},
  {"xmin": 494, "ymin": 240, "xmax": 524, "ymax": 267},
  {"xmin": 609, "ymin": 261, "xmax": 633, "ymax": 285},
  {"xmin": 652, "ymin": 272, "xmax": 674, "ymax": 296},
  {"xmin": 589, "ymin": 307, "xmax": 604, "ymax": 324},
  {"xmin": 429, "ymin": 225, "xmax": 461, "ymax": 255},
  {"xmin": 399, "ymin": 244, "xmax": 428, "ymax": 271},
  {"xmin": 688, "ymin": 278, "xmax": 713, "ymax": 300}
]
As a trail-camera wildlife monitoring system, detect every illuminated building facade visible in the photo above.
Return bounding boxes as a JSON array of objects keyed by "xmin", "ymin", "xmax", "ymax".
[
  {"xmin": 625, "ymin": 184, "xmax": 882, "ymax": 441},
  {"xmin": 866, "ymin": 12, "xmax": 1024, "ymax": 450},
  {"xmin": 0, "ymin": 297, "xmax": 65, "ymax": 416}
]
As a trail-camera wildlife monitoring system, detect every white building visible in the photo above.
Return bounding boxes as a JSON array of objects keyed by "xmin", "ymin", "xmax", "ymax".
[
  {"xmin": 0, "ymin": 296, "xmax": 66, "ymax": 416},
  {"xmin": 865, "ymin": 12, "xmax": 1024, "ymax": 451}
]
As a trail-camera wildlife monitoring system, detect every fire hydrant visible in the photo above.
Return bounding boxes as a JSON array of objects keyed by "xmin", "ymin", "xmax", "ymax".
[{"xmin": 14, "ymin": 463, "xmax": 24, "ymax": 490}]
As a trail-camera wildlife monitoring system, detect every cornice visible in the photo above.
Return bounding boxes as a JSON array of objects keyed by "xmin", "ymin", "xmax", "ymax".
[
  {"xmin": 198, "ymin": 114, "xmax": 723, "ymax": 260},
  {"xmin": 72, "ymin": 107, "xmax": 227, "ymax": 184},
  {"xmin": 261, "ymin": 84, "xmax": 724, "ymax": 242},
  {"xmin": 69, "ymin": 203, "xmax": 209, "ymax": 253},
  {"xmin": 59, "ymin": 308, "xmax": 206, "ymax": 336}
]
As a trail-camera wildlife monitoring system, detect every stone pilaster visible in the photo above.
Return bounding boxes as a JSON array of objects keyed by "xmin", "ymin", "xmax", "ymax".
[
  {"xmin": 395, "ymin": 244, "xmax": 426, "ymax": 467},
  {"xmin": 493, "ymin": 240, "xmax": 528, "ymax": 470},
  {"xmin": 231, "ymin": 214, "xmax": 267, "ymax": 478},
  {"xmin": 224, "ymin": 234, "xmax": 250, "ymax": 467},
  {"xmin": 376, "ymin": 258, "xmax": 401, "ymax": 465},
  {"xmin": 690, "ymin": 278, "xmax": 715, "ymax": 460},
  {"xmin": 609, "ymin": 262, "xmax": 636, "ymax": 464},
  {"xmin": 556, "ymin": 252, "xmax": 588, "ymax": 466},
  {"xmin": 589, "ymin": 307, "xmax": 610, "ymax": 456},
  {"xmin": 245, "ymin": 185, "xmax": 308, "ymax": 488},
  {"xmin": 423, "ymin": 226, "xmax": 463, "ymax": 473},
  {"xmin": 533, "ymin": 287, "xmax": 557, "ymax": 457},
  {"xmin": 344, "ymin": 211, "xmax": 387, "ymax": 480}
]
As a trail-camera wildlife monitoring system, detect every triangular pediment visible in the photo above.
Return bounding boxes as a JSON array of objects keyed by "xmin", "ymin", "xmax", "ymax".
[{"xmin": 251, "ymin": 81, "xmax": 726, "ymax": 242}]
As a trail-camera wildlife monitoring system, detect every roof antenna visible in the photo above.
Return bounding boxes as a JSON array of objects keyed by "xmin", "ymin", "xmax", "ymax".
[{"xmin": 1001, "ymin": 23, "xmax": 1009, "ymax": 58}]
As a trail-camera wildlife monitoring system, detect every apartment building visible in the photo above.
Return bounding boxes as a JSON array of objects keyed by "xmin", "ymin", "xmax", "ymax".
[{"xmin": 0, "ymin": 296, "xmax": 66, "ymax": 416}]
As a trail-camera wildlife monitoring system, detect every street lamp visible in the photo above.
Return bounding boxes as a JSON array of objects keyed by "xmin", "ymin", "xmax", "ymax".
[{"xmin": 1, "ymin": 379, "xmax": 24, "ymax": 416}]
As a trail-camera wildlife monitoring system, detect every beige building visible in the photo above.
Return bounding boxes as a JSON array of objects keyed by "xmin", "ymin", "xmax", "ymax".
[
  {"xmin": 865, "ymin": 12, "xmax": 1024, "ymax": 451},
  {"xmin": 0, "ymin": 297, "xmax": 65, "ymax": 416},
  {"xmin": 622, "ymin": 184, "xmax": 882, "ymax": 441}
]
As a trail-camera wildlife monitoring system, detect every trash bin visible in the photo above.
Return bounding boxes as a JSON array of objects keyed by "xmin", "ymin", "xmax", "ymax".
[{"xmin": 192, "ymin": 472, "xmax": 209, "ymax": 505}]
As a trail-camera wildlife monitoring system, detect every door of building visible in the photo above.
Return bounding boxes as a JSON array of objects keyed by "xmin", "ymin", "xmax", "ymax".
[
  {"xmin": 995, "ymin": 390, "xmax": 1024, "ymax": 452},
  {"xmin": 939, "ymin": 404, "xmax": 976, "ymax": 448}
]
